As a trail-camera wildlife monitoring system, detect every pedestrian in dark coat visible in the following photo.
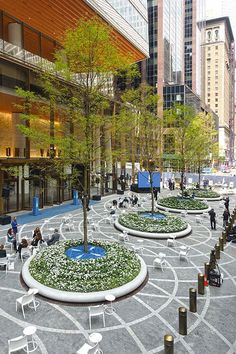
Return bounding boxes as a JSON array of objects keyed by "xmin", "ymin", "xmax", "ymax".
[
  {"xmin": 223, "ymin": 208, "xmax": 230, "ymax": 228},
  {"xmin": 208, "ymin": 208, "xmax": 216, "ymax": 230}
]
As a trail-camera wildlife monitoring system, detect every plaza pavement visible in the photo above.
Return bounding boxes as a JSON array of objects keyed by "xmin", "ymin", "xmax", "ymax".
[{"xmin": 0, "ymin": 190, "xmax": 236, "ymax": 354}]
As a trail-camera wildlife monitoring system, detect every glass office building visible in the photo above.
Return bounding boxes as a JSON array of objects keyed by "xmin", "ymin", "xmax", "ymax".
[{"xmin": 0, "ymin": 0, "xmax": 148, "ymax": 213}]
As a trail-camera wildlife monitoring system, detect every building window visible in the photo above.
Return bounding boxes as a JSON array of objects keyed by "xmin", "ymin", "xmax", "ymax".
[
  {"xmin": 215, "ymin": 93, "xmax": 218, "ymax": 96},
  {"xmin": 215, "ymin": 52, "xmax": 218, "ymax": 55},
  {"xmin": 215, "ymin": 87, "xmax": 218, "ymax": 90},
  {"xmin": 207, "ymin": 30, "xmax": 211, "ymax": 41},
  {"xmin": 215, "ymin": 104, "xmax": 218, "ymax": 107},
  {"xmin": 208, "ymin": 99, "xmax": 210, "ymax": 102},
  {"xmin": 215, "ymin": 98, "xmax": 218, "ymax": 102},
  {"xmin": 208, "ymin": 71, "xmax": 210, "ymax": 74},
  {"xmin": 208, "ymin": 53, "xmax": 211, "ymax": 57},
  {"xmin": 215, "ymin": 110, "xmax": 218, "ymax": 113},
  {"xmin": 215, "ymin": 29, "xmax": 219, "ymax": 40},
  {"xmin": 215, "ymin": 46, "xmax": 218, "ymax": 50},
  {"xmin": 208, "ymin": 47, "xmax": 211, "ymax": 51},
  {"xmin": 208, "ymin": 93, "xmax": 211, "ymax": 97}
]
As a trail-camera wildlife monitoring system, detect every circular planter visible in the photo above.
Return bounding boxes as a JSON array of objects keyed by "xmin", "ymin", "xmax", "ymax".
[
  {"xmin": 156, "ymin": 203, "xmax": 211, "ymax": 214},
  {"xmin": 194, "ymin": 196, "xmax": 222, "ymax": 201},
  {"xmin": 22, "ymin": 255, "xmax": 147, "ymax": 303},
  {"xmin": 115, "ymin": 219, "xmax": 192, "ymax": 239}
]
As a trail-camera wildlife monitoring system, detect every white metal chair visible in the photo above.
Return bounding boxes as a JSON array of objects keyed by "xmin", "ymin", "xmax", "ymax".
[
  {"xmin": 181, "ymin": 211, "xmax": 187, "ymax": 217},
  {"xmin": 91, "ymin": 223, "xmax": 99, "ymax": 231},
  {"xmin": 203, "ymin": 212, "xmax": 209, "ymax": 219},
  {"xmin": 65, "ymin": 222, "xmax": 75, "ymax": 231},
  {"xmin": 132, "ymin": 239, "xmax": 144, "ymax": 254},
  {"xmin": 229, "ymin": 182, "xmax": 234, "ymax": 189},
  {"xmin": 195, "ymin": 216, "xmax": 202, "ymax": 224},
  {"xmin": 179, "ymin": 246, "xmax": 190, "ymax": 262},
  {"xmin": 88, "ymin": 305, "xmax": 105, "ymax": 330},
  {"xmin": 118, "ymin": 230, "xmax": 129, "ymax": 242},
  {"xmin": 16, "ymin": 292, "xmax": 37, "ymax": 318},
  {"xmin": 0, "ymin": 257, "xmax": 9, "ymax": 273},
  {"xmin": 20, "ymin": 248, "xmax": 31, "ymax": 262},
  {"xmin": 8, "ymin": 335, "xmax": 29, "ymax": 354},
  {"xmin": 76, "ymin": 342, "xmax": 99, "ymax": 354},
  {"xmin": 153, "ymin": 252, "xmax": 166, "ymax": 271},
  {"xmin": 167, "ymin": 236, "xmax": 176, "ymax": 247},
  {"xmin": 5, "ymin": 236, "xmax": 13, "ymax": 252}
]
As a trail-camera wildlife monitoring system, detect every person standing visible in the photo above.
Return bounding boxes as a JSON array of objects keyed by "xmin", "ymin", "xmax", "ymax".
[
  {"xmin": 208, "ymin": 208, "xmax": 216, "ymax": 230},
  {"xmin": 11, "ymin": 216, "xmax": 19, "ymax": 236},
  {"xmin": 223, "ymin": 208, "xmax": 230, "ymax": 228},
  {"xmin": 224, "ymin": 197, "xmax": 230, "ymax": 211}
]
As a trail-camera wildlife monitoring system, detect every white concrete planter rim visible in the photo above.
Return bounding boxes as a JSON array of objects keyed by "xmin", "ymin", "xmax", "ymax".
[
  {"xmin": 22, "ymin": 255, "xmax": 147, "ymax": 303},
  {"xmin": 156, "ymin": 203, "xmax": 211, "ymax": 214},
  {"xmin": 115, "ymin": 219, "xmax": 192, "ymax": 239}
]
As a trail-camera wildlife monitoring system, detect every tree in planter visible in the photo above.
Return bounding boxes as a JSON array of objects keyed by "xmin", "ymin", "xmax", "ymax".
[
  {"xmin": 16, "ymin": 17, "xmax": 136, "ymax": 252},
  {"xmin": 116, "ymin": 84, "xmax": 161, "ymax": 214},
  {"xmin": 187, "ymin": 112, "xmax": 218, "ymax": 187},
  {"xmin": 164, "ymin": 104, "xmax": 197, "ymax": 196}
]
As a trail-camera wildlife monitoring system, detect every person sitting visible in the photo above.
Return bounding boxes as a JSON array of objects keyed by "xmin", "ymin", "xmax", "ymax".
[
  {"xmin": 47, "ymin": 229, "xmax": 60, "ymax": 246},
  {"xmin": 7, "ymin": 228, "xmax": 17, "ymax": 251},
  {"xmin": 32, "ymin": 227, "xmax": 41, "ymax": 238},
  {"xmin": 0, "ymin": 244, "xmax": 7, "ymax": 258},
  {"xmin": 31, "ymin": 232, "xmax": 44, "ymax": 247},
  {"xmin": 17, "ymin": 238, "xmax": 29, "ymax": 257}
]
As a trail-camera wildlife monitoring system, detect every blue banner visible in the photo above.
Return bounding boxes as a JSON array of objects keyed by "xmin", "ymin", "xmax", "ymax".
[{"xmin": 138, "ymin": 171, "xmax": 161, "ymax": 188}]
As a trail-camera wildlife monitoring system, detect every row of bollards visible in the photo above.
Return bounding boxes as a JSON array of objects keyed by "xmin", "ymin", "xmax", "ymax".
[
  {"xmin": 163, "ymin": 207, "xmax": 236, "ymax": 352},
  {"xmin": 163, "ymin": 287, "xmax": 198, "ymax": 352}
]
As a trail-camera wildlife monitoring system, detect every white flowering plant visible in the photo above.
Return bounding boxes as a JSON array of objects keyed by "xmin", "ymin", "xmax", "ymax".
[
  {"xmin": 158, "ymin": 196, "xmax": 208, "ymax": 210},
  {"xmin": 119, "ymin": 212, "xmax": 188, "ymax": 233},
  {"xmin": 186, "ymin": 189, "xmax": 220, "ymax": 198},
  {"xmin": 29, "ymin": 240, "xmax": 141, "ymax": 292}
]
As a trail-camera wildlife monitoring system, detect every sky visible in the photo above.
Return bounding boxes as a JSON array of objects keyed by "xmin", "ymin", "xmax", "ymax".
[{"xmin": 206, "ymin": 0, "xmax": 236, "ymax": 40}]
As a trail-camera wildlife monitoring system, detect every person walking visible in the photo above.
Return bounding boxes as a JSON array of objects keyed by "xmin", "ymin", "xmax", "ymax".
[
  {"xmin": 208, "ymin": 208, "xmax": 216, "ymax": 230},
  {"xmin": 223, "ymin": 208, "xmax": 230, "ymax": 228},
  {"xmin": 11, "ymin": 216, "xmax": 19, "ymax": 236},
  {"xmin": 224, "ymin": 197, "xmax": 230, "ymax": 211}
]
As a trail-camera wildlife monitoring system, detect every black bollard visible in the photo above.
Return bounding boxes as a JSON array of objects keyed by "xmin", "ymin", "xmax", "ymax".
[
  {"xmin": 164, "ymin": 334, "xmax": 174, "ymax": 354},
  {"xmin": 204, "ymin": 262, "xmax": 210, "ymax": 280},
  {"xmin": 189, "ymin": 288, "xmax": 197, "ymax": 313},
  {"xmin": 179, "ymin": 307, "xmax": 187, "ymax": 335},
  {"xmin": 198, "ymin": 273, "xmax": 205, "ymax": 295},
  {"xmin": 219, "ymin": 237, "xmax": 224, "ymax": 251},
  {"xmin": 222, "ymin": 231, "xmax": 227, "ymax": 245},
  {"xmin": 215, "ymin": 244, "xmax": 220, "ymax": 259}
]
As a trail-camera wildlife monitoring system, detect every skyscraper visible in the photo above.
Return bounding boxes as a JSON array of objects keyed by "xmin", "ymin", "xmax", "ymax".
[{"xmin": 201, "ymin": 17, "xmax": 235, "ymax": 161}]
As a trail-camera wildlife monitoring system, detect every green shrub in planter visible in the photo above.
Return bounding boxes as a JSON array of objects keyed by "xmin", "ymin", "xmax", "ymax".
[
  {"xmin": 29, "ymin": 240, "xmax": 140, "ymax": 292},
  {"xmin": 158, "ymin": 196, "xmax": 208, "ymax": 210},
  {"xmin": 119, "ymin": 212, "xmax": 188, "ymax": 233},
  {"xmin": 186, "ymin": 189, "xmax": 220, "ymax": 198}
]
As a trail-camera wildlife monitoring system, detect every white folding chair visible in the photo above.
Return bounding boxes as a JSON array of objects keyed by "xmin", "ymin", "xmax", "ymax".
[
  {"xmin": 167, "ymin": 236, "xmax": 176, "ymax": 247},
  {"xmin": 132, "ymin": 239, "xmax": 144, "ymax": 254},
  {"xmin": 8, "ymin": 335, "xmax": 29, "ymax": 354},
  {"xmin": 88, "ymin": 305, "xmax": 105, "ymax": 330},
  {"xmin": 0, "ymin": 257, "xmax": 9, "ymax": 273},
  {"xmin": 118, "ymin": 230, "xmax": 129, "ymax": 242},
  {"xmin": 16, "ymin": 293, "xmax": 37, "ymax": 318},
  {"xmin": 20, "ymin": 248, "xmax": 31, "ymax": 262},
  {"xmin": 65, "ymin": 222, "xmax": 75, "ymax": 231},
  {"xmin": 179, "ymin": 246, "xmax": 190, "ymax": 262},
  {"xmin": 153, "ymin": 252, "xmax": 166, "ymax": 271},
  {"xmin": 4, "ymin": 236, "xmax": 13, "ymax": 252},
  {"xmin": 195, "ymin": 216, "xmax": 202, "ymax": 224}
]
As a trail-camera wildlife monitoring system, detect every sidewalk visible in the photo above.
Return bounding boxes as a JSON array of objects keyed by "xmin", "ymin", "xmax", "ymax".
[{"xmin": 2, "ymin": 199, "xmax": 99, "ymax": 226}]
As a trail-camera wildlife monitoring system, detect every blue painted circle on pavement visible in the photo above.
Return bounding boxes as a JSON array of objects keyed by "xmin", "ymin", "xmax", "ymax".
[
  {"xmin": 141, "ymin": 212, "xmax": 166, "ymax": 220},
  {"xmin": 65, "ymin": 244, "xmax": 106, "ymax": 261}
]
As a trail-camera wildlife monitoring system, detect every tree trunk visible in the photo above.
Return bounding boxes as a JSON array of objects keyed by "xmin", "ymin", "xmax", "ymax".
[
  {"xmin": 83, "ymin": 194, "xmax": 88, "ymax": 252},
  {"xmin": 198, "ymin": 162, "xmax": 201, "ymax": 188},
  {"xmin": 181, "ymin": 170, "xmax": 184, "ymax": 197},
  {"xmin": 150, "ymin": 171, "xmax": 155, "ymax": 215}
]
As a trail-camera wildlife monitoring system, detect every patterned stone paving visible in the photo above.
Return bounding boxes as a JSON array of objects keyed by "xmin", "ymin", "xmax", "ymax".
[{"xmin": 0, "ymin": 190, "xmax": 236, "ymax": 354}]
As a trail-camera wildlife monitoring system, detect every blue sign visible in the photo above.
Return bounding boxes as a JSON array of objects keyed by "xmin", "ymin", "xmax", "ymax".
[
  {"xmin": 32, "ymin": 196, "xmax": 40, "ymax": 216},
  {"xmin": 138, "ymin": 171, "xmax": 161, "ymax": 188},
  {"xmin": 72, "ymin": 190, "xmax": 79, "ymax": 205}
]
